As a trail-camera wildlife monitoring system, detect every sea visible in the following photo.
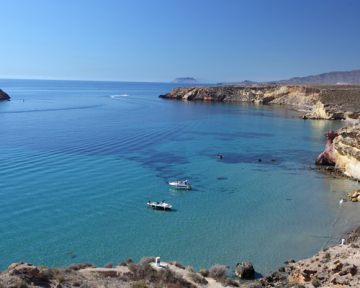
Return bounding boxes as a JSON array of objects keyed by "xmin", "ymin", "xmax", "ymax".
[{"xmin": 0, "ymin": 79, "xmax": 359, "ymax": 274}]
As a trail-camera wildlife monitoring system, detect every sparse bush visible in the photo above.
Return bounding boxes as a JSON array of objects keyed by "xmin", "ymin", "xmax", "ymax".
[
  {"xmin": 172, "ymin": 262, "xmax": 185, "ymax": 269},
  {"xmin": 209, "ymin": 264, "xmax": 227, "ymax": 280},
  {"xmin": 312, "ymin": 278, "xmax": 321, "ymax": 287},
  {"xmin": 185, "ymin": 266, "xmax": 194, "ymax": 272},
  {"xmin": 223, "ymin": 278, "xmax": 240, "ymax": 287},
  {"xmin": 68, "ymin": 263, "xmax": 96, "ymax": 271},
  {"xmin": 7, "ymin": 277, "xmax": 28, "ymax": 288},
  {"xmin": 132, "ymin": 280, "xmax": 148, "ymax": 288},
  {"xmin": 72, "ymin": 280, "xmax": 82, "ymax": 287},
  {"xmin": 52, "ymin": 269, "xmax": 65, "ymax": 284},
  {"xmin": 188, "ymin": 272, "xmax": 208, "ymax": 285},
  {"xmin": 323, "ymin": 252, "xmax": 331, "ymax": 262},
  {"xmin": 139, "ymin": 257, "xmax": 155, "ymax": 266},
  {"xmin": 199, "ymin": 268, "xmax": 209, "ymax": 277},
  {"xmin": 104, "ymin": 262, "xmax": 113, "ymax": 268}
]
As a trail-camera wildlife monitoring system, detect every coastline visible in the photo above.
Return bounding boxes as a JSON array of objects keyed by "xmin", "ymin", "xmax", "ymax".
[
  {"xmin": 159, "ymin": 84, "xmax": 360, "ymax": 122},
  {"xmin": 2, "ymin": 226, "xmax": 360, "ymax": 288},
  {"xmin": 2, "ymin": 82, "xmax": 360, "ymax": 286}
]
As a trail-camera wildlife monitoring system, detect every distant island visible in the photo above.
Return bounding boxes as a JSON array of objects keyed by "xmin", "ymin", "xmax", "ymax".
[{"xmin": 172, "ymin": 77, "xmax": 198, "ymax": 84}]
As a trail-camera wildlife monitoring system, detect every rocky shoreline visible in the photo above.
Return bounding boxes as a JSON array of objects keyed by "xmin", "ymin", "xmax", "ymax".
[
  {"xmin": 2, "ymin": 226, "xmax": 360, "ymax": 288},
  {"xmin": 160, "ymin": 85, "xmax": 360, "ymax": 121}
]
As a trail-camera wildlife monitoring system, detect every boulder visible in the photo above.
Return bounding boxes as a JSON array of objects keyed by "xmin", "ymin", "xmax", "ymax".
[
  {"xmin": 8, "ymin": 262, "xmax": 41, "ymax": 279},
  {"xmin": 0, "ymin": 89, "xmax": 10, "ymax": 101},
  {"xmin": 235, "ymin": 261, "xmax": 255, "ymax": 279}
]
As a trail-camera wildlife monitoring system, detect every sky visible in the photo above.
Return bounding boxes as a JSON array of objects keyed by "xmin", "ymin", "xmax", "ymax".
[{"xmin": 0, "ymin": 0, "xmax": 360, "ymax": 82}]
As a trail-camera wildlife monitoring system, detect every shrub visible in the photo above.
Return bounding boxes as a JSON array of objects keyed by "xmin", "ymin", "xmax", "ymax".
[
  {"xmin": 312, "ymin": 278, "xmax": 321, "ymax": 287},
  {"xmin": 185, "ymin": 266, "xmax": 194, "ymax": 273},
  {"xmin": 172, "ymin": 262, "xmax": 185, "ymax": 269},
  {"xmin": 139, "ymin": 257, "xmax": 155, "ymax": 266},
  {"xmin": 104, "ymin": 262, "xmax": 113, "ymax": 268},
  {"xmin": 209, "ymin": 264, "xmax": 227, "ymax": 280},
  {"xmin": 223, "ymin": 278, "xmax": 240, "ymax": 287},
  {"xmin": 68, "ymin": 263, "xmax": 96, "ymax": 271},
  {"xmin": 199, "ymin": 268, "xmax": 209, "ymax": 277},
  {"xmin": 132, "ymin": 280, "xmax": 148, "ymax": 288},
  {"xmin": 188, "ymin": 272, "xmax": 208, "ymax": 285}
]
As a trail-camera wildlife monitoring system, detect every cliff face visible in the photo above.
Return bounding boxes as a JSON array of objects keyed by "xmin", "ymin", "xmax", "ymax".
[
  {"xmin": 160, "ymin": 85, "xmax": 360, "ymax": 120},
  {"xmin": 316, "ymin": 124, "xmax": 360, "ymax": 180},
  {"xmin": 160, "ymin": 85, "xmax": 320, "ymax": 106},
  {"xmin": 332, "ymin": 125, "xmax": 360, "ymax": 180},
  {"xmin": 0, "ymin": 89, "xmax": 10, "ymax": 101}
]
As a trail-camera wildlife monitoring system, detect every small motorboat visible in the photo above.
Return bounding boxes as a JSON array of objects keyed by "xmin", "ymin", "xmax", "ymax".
[
  {"xmin": 168, "ymin": 180, "xmax": 192, "ymax": 190},
  {"xmin": 147, "ymin": 200, "xmax": 173, "ymax": 210}
]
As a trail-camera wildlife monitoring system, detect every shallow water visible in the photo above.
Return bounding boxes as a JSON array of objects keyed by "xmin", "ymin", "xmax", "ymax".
[{"xmin": 0, "ymin": 79, "xmax": 359, "ymax": 273}]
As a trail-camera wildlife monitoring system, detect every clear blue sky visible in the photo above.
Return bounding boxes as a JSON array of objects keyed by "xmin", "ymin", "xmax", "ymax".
[{"xmin": 1, "ymin": 0, "xmax": 359, "ymax": 82}]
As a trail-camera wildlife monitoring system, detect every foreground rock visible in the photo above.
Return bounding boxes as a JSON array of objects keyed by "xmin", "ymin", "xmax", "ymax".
[
  {"xmin": 160, "ymin": 85, "xmax": 360, "ymax": 120},
  {"xmin": 0, "ymin": 89, "xmax": 10, "ymax": 101},
  {"xmin": 260, "ymin": 227, "xmax": 360, "ymax": 287},
  {"xmin": 316, "ymin": 124, "xmax": 360, "ymax": 180},
  {"xmin": 0, "ymin": 258, "xmax": 243, "ymax": 288},
  {"xmin": 235, "ymin": 261, "xmax": 255, "ymax": 279}
]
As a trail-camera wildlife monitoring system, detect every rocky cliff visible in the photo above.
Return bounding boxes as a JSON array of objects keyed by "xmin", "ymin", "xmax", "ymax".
[
  {"xmin": 160, "ymin": 85, "xmax": 360, "ymax": 120},
  {"xmin": 316, "ymin": 124, "xmax": 360, "ymax": 180},
  {"xmin": 0, "ymin": 89, "xmax": 10, "ymax": 101}
]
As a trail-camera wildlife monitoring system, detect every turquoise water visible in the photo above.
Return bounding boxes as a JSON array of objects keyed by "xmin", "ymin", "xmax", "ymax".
[{"xmin": 0, "ymin": 79, "xmax": 359, "ymax": 274}]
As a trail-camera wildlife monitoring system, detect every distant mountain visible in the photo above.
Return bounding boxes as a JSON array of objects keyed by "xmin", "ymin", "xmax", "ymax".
[
  {"xmin": 172, "ymin": 77, "xmax": 198, "ymax": 84},
  {"xmin": 278, "ymin": 69, "xmax": 360, "ymax": 85},
  {"xmin": 226, "ymin": 69, "xmax": 360, "ymax": 86}
]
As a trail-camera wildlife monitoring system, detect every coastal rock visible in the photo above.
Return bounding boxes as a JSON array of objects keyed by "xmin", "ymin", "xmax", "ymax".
[
  {"xmin": 315, "ymin": 131, "xmax": 338, "ymax": 166},
  {"xmin": 0, "ymin": 89, "xmax": 10, "ymax": 101},
  {"xmin": 235, "ymin": 261, "xmax": 255, "ymax": 279},
  {"xmin": 8, "ymin": 262, "xmax": 41, "ymax": 279},
  {"xmin": 316, "ymin": 124, "xmax": 360, "ymax": 180},
  {"xmin": 332, "ymin": 124, "xmax": 360, "ymax": 180},
  {"xmin": 160, "ymin": 85, "xmax": 360, "ymax": 120}
]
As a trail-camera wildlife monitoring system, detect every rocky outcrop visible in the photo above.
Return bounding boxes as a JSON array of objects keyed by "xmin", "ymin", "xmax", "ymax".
[
  {"xmin": 316, "ymin": 124, "xmax": 360, "ymax": 180},
  {"xmin": 235, "ymin": 261, "xmax": 255, "ymax": 279},
  {"xmin": 160, "ymin": 85, "xmax": 321, "ymax": 106},
  {"xmin": 259, "ymin": 227, "xmax": 360, "ymax": 288},
  {"xmin": 0, "ymin": 89, "xmax": 10, "ymax": 101},
  {"xmin": 315, "ymin": 131, "xmax": 339, "ymax": 166},
  {"xmin": 331, "ymin": 124, "xmax": 360, "ymax": 180},
  {"xmin": 160, "ymin": 85, "xmax": 360, "ymax": 120}
]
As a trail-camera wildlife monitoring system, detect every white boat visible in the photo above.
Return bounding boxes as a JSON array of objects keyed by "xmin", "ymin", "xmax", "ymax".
[
  {"xmin": 168, "ymin": 180, "xmax": 192, "ymax": 190},
  {"xmin": 147, "ymin": 201, "xmax": 173, "ymax": 210}
]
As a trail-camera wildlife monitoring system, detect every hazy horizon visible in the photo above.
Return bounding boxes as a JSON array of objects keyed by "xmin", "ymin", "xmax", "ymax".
[{"xmin": 1, "ymin": 0, "xmax": 360, "ymax": 82}]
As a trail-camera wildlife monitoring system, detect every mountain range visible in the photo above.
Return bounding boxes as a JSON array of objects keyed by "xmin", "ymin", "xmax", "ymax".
[{"xmin": 233, "ymin": 69, "xmax": 360, "ymax": 85}]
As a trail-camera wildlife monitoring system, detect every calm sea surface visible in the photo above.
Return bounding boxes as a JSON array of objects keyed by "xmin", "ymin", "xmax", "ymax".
[{"xmin": 0, "ymin": 79, "xmax": 359, "ymax": 273}]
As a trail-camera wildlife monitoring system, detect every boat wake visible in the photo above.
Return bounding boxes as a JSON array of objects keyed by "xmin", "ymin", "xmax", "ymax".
[{"xmin": 109, "ymin": 94, "xmax": 129, "ymax": 99}]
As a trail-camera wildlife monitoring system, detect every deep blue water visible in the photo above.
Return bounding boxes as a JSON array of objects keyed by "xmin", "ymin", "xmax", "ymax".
[{"xmin": 0, "ymin": 79, "xmax": 359, "ymax": 274}]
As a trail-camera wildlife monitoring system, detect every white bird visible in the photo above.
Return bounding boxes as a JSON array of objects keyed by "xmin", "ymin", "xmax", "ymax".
[{"xmin": 339, "ymin": 199, "xmax": 344, "ymax": 205}]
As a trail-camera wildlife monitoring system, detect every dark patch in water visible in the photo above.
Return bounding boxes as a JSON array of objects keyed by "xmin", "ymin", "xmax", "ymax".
[
  {"xmin": 220, "ymin": 152, "xmax": 282, "ymax": 165},
  {"xmin": 191, "ymin": 130, "xmax": 273, "ymax": 140},
  {"xmin": 67, "ymin": 252, "xmax": 77, "ymax": 259},
  {"xmin": 217, "ymin": 177, "xmax": 228, "ymax": 180}
]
